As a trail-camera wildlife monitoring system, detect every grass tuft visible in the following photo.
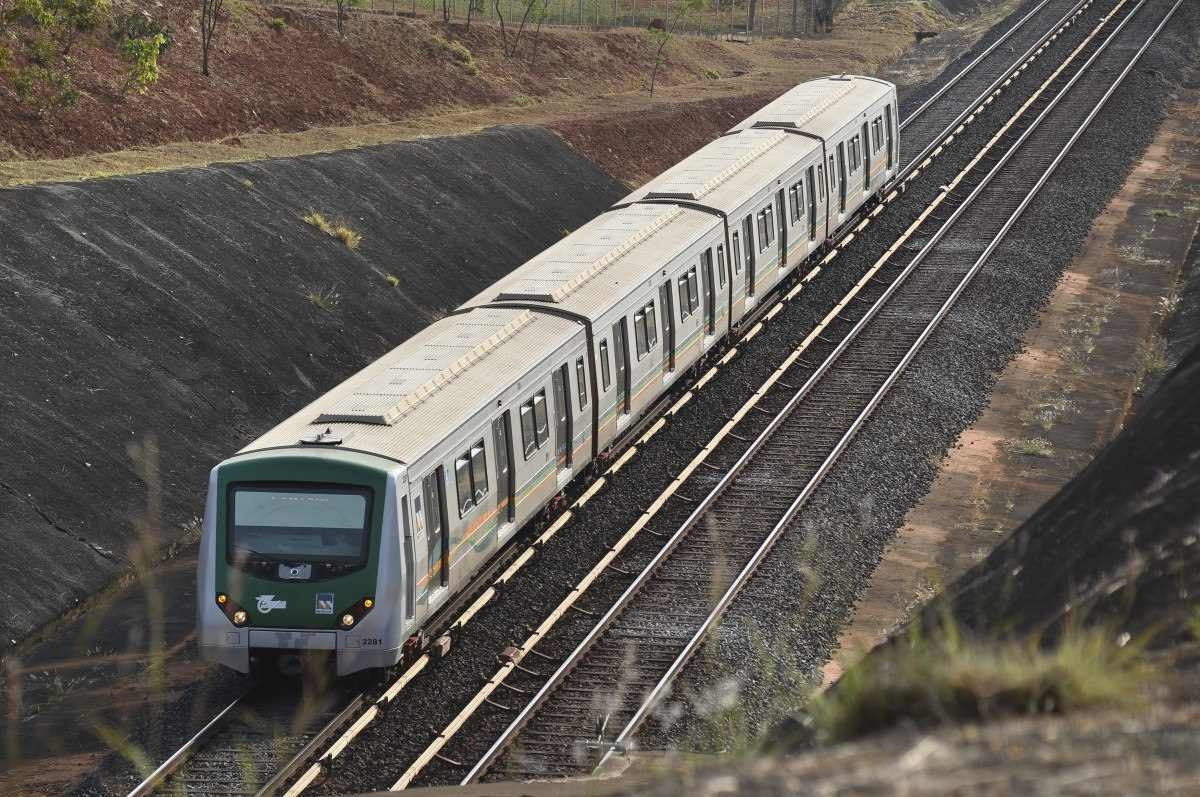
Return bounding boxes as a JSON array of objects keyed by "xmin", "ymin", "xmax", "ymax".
[
  {"xmin": 810, "ymin": 626, "xmax": 1155, "ymax": 744},
  {"xmin": 303, "ymin": 286, "xmax": 340, "ymax": 312},
  {"xmin": 303, "ymin": 211, "xmax": 334, "ymax": 235},
  {"xmin": 268, "ymin": 16, "xmax": 288, "ymax": 32},
  {"xmin": 1010, "ymin": 437, "xmax": 1054, "ymax": 458},
  {"xmin": 384, "ymin": 273, "xmax": 400, "ymax": 288},
  {"xmin": 333, "ymin": 224, "xmax": 362, "ymax": 251}
]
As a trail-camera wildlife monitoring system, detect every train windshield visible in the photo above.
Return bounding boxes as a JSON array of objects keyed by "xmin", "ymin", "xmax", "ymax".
[{"xmin": 230, "ymin": 485, "xmax": 371, "ymax": 563}]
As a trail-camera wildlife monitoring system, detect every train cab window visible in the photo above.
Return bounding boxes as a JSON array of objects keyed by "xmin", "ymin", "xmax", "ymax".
[
  {"xmin": 716, "ymin": 245, "xmax": 727, "ymax": 287},
  {"xmin": 731, "ymin": 232, "xmax": 742, "ymax": 273},
  {"xmin": 575, "ymin": 357, "xmax": 587, "ymax": 410},
  {"xmin": 599, "ymin": 340, "xmax": 612, "ymax": 390},
  {"xmin": 533, "ymin": 392, "xmax": 549, "ymax": 447}
]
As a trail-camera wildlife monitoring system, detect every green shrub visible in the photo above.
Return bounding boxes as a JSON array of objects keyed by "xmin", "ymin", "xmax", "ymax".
[
  {"xmin": 119, "ymin": 32, "xmax": 166, "ymax": 95},
  {"xmin": 268, "ymin": 16, "xmax": 287, "ymax": 32},
  {"xmin": 810, "ymin": 626, "xmax": 1155, "ymax": 743},
  {"xmin": 13, "ymin": 64, "xmax": 79, "ymax": 113},
  {"xmin": 109, "ymin": 9, "xmax": 174, "ymax": 51},
  {"xmin": 385, "ymin": 273, "xmax": 400, "ymax": 288},
  {"xmin": 1010, "ymin": 437, "xmax": 1054, "ymax": 458},
  {"xmin": 433, "ymin": 35, "xmax": 480, "ymax": 75}
]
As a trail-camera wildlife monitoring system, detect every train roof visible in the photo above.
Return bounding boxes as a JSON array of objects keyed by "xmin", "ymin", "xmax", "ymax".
[
  {"xmin": 240, "ymin": 305, "xmax": 579, "ymax": 465},
  {"xmin": 729, "ymin": 75, "xmax": 895, "ymax": 138},
  {"xmin": 466, "ymin": 202, "xmax": 721, "ymax": 322},
  {"xmin": 619, "ymin": 127, "xmax": 820, "ymax": 212}
]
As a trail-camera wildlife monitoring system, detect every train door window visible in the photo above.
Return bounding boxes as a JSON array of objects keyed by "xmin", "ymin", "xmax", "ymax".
[
  {"xmin": 645, "ymin": 300, "xmax": 658, "ymax": 348},
  {"xmin": 612, "ymin": 319, "xmax": 630, "ymax": 414},
  {"xmin": 533, "ymin": 391, "xmax": 549, "ymax": 448},
  {"xmin": 701, "ymin": 250, "xmax": 716, "ymax": 335},
  {"xmin": 766, "ymin": 205, "xmax": 776, "ymax": 246},
  {"xmin": 454, "ymin": 455, "xmax": 474, "ymax": 517},
  {"xmin": 686, "ymin": 268, "xmax": 700, "ymax": 313},
  {"xmin": 862, "ymin": 122, "xmax": 871, "ymax": 191},
  {"xmin": 837, "ymin": 142, "xmax": 848, "ymax": 213},
  {"xmin": 551, "ymin": 365, "xmax": 571, "ymax": 467},
  {"xmin": 492, "ymin": 412, "xmax": 515, "ymax": 522},
  {"xmin": 575, "ymin": 357, "xmax": 588, "ymax": 410},
  {"xmin": 633, "ymin": 308, "xmax": 648, "ymax": 359},
  {"xmin": 827, "ymin": 154, "xmax": 837, "ymax": 199},
  {"xmin": 731, "ymin": 232, "xmax": 742, "ymax": 274},
  {"xmin": 599, "ymin": 339, "xmax": 611, "ymax": 390},
  {"xmin": 422, "ymin": 468, "xmax": 448, "ymax": 587},
  {"xmin": 756, "ymin": 211, "xmax": 768, "ymax": 252},
  {"xmin": 716, "ymin": 245, "xmax": 727, "ymax": 288},
  {"xmin": 885, "ymin": 104, "xmax": 894, "ymax": 169},
  {"xmin": 659, "ymin": 283, "xmax": 675, "ymax": 373},
  {"xmin": 677, "ymin": 275, "xmax": 691, "ymax": 320},
  {"xmin": 470, "ymin": 443, "xmax": 488, "ymax": 504},
  {"xmin": 788, "ymin": 185, "xmax": 800, "ymax": 224},
  {"xmin": 806, "ymin": 166, "xmax": 818, "ymax": 241},
  {"xmin": 818, "ymin": 162, "xmax": 827, "ymax": 200},
  {"xmin": 520, "ymin": 399, "xmax": 537, "ymax": 459}
]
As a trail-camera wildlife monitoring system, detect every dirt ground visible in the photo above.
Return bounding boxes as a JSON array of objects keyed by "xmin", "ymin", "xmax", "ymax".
[
  {"xmin": 821, "ymin": 81, "xmax": 1200, "ymax": 684},
  {"xmin": 0, "ymin": 0, "xmax": 1016, "ymax": 186}
]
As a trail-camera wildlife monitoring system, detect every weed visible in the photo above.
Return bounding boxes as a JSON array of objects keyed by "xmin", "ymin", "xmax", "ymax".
[
  {"xmin": 1010, "ymin": 437, "xmax": 1054, "ymax": 458},
  {"xmin": 810, "ymin": 625, "xmax": 1156, "ymax": 743},
  {"xmin": 303, "ymin": 287, "xmax": 341, "ymax": 312},
  {"xmin": 1020, "ymin": 392, "xmax": 1076, "ymax": 432},
  {"xmin": 433, "ymin": 36, "xmax": 480, "ymax": 75},
  {"xmin": 703, "ymin": 67, "xmax": 720, "ymax": 79},
  {"xmin": 384, "ymin": 273, "xmax": 400, "ymax": 288},
  {"xmin": 333, "ymin": 224, "xmax": 362, "ymax": 251},
  {"xmin": 239, "ymin": 178, "xmax": 253, "ymax": 189},
  {"xmin": 1147, "ymin": 208, "xmax": 1179, "ymax": 219},
  {"xmin": 1156, "ymin": 294, "xmax": 1179, "ymax": 317},
  {"xmin": 1134, "ymin": 335, "xmax": 1168, "ymax": 392},
  {"xmin": 303, "ymin": 211, "xmax": 334, "ymax": 235},
  {"xmin": 268, "ymin": 17, "xmax": 288, "ymax": 32}
]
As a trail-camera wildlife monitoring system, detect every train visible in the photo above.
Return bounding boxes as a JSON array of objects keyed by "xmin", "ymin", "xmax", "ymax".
[{"xmin": 197, "ymin": 75, "xmax": 900, "ymax": 675}]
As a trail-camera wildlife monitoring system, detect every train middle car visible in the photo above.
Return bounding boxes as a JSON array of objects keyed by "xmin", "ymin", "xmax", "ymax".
[{"xmin": 197, "ymin": 76, "xmax": 899, "ymax": 675}]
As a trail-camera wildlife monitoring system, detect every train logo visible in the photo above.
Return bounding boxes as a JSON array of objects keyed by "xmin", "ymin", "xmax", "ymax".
[{"xmin": 256, "ymin": 595, "xmax": 288, "ymax": 614}]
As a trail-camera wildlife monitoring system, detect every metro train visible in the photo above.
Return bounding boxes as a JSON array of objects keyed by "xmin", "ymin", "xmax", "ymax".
[{"xmin": 198, "ymin": 75, "xmax": 900, "ymax": 675}]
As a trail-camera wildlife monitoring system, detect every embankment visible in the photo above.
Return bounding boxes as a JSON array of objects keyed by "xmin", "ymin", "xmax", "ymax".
[{"xmin": 0, "ymin": 125, "xmax": 626, "ymax": 646}]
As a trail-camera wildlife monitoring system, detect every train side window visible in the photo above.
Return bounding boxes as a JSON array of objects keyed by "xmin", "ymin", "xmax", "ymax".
[
  {"xmin": 470, "ymin": 442, "xmax": 488, "ymax": 504},
  {"xmin": 575, "ymin": 357, "xmax": 587, "ymax": 410},
  {"xmin": 645, "ymin": 300, "xmax": 658, "ymax": 348},
  {"xmin": 678, "ymin": 275, "xmax": 691, "ymax": 320},
  {"xmin": 520, "ymin": 401, "xmax": 537, "ymax": 459},
  {"xmin": 599, "ymin": 339, "xmax": 611, "ymax": 390},
  {"xmin": 716, "ymin": 245, "xmax": 727, "ymax": 287},
  {"xmin": 455, "ymin": 456, "xmax": 474, "ymax": 517},
  {"xmin": 731, "ymin": 232, "xmax": 742, "ymax": 273},
  {"xmin": 533, "ymin": 391, "xmax": 549, "ymax": 447},
  {"xmin": 818, "ymin": 163, "xmax": 827, "ymax": 199}
]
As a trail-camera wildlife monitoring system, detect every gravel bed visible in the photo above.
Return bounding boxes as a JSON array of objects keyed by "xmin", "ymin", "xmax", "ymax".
[
  {"xmin": 643, "ymin": 0, "xmax": 1200, "ymax": 756},
  {"xmin": 309, "ymin": 1, "xmax": 1140, "ymax": 791}
]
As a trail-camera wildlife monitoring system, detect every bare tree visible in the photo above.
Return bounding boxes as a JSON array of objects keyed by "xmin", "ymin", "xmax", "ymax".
[
  {"xmin": 494, "ymin": 0, "xmax": 509, "ymax": 55},
  {"xmin": 335, "ymin": 0, "xmax": 363, "ymax": 37},
  {"xmin": 746, "ymin": 0, "xmax": 757, "ymax": 35},
  {"xmin": 647, "ymin": 0, "xmax": 702, "ymax": 96},
  {"xmin": 529, "ymin": 0, "xmax": 549, "ymax": 66},
  {"xmin": 200, "ymin": 0, "xmax": 225, "ymax": 76}
]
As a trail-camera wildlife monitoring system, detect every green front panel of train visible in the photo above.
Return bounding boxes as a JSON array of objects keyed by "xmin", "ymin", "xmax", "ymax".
[{"xmin": 213, "ymin": 451, "xmax": 389, "ymax": 630}]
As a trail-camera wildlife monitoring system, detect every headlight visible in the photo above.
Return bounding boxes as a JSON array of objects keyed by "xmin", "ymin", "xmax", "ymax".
[
  {"xmin": 232, "ymin": 610, "xmax": 248, "ymax": 626},
  {"xmin": 216, "ymin": 593, "xmax": 250, "ymax": 628},
  {"xmin": 337, "ymin": 597, "xmax": 375, "ymax": 629},
  {"xmin": 341, "ymin": 613, "xmax": 356, "ymax": 628}
]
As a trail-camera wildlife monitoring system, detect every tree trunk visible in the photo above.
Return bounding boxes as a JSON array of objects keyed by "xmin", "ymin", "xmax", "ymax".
[{"xmin": 746, "ymin": 0, "xmax": 756, "ymax": 35}]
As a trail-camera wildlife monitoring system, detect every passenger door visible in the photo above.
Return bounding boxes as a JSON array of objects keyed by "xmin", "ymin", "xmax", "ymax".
[
  {"xmin": 659, "ymin": 282, "xmax": 675, "ymax": 374},
  {"xmin": 806, "ymin": 166, "xmax": 818, "ymax": 241},
  {"xmin": 492, "ymin": 412, "xmax": 515, "ymax": 527},
  {"xmin": 862, "ymin": 122, "xmax": 871, "ymax": 192},
  {"xmin": 837, "ymin": 142, "xmax": 848, "ymax": 213},
  {"xmin": 551, "ymin": 363, "xmax": 572, "ymax": 469},
  {"xmin": 885, "ymin": 104, "xmax": 895, "ymax": 170},
  {"xmin": 421, "ymin": 467, "xmax": 449, "ymax": 601},
  {"xmin": 776, "ymin": 189, "xmax": 787, "ymax": 268},
  {"xmin": 701, "ymin": 248, "xmax": 716, "ymax": 336},
  {"xmin": 612, "ymin": 319, "xmax": 630, "ymax": 416},
  {"xmin": 742, "ymin": 216, "xmax": 756, "ymax": 298}
]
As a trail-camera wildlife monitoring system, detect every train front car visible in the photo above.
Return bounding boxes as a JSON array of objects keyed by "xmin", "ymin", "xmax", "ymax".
[{"xmin": 197, "ymin": 447, "xmax": 407, "ymax": 676}]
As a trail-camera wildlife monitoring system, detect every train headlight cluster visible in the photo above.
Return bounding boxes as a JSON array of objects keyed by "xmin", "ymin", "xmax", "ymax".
[
  {"xmin": 338, "ymin": 596, "xmax": 376, "ymax": 630},
  {"xmin": 215, "ymin": 593, "xmax": 250, "ymax": 627}
]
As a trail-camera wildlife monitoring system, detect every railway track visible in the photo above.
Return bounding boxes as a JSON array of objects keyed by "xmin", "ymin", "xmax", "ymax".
[
  {"xmin": 130, "ymin": 0, "xmax": 1152, "ymax": 792},
  {"xmin": 459, "ymin": 0, "xmax": 1185, "ymax": 781}
]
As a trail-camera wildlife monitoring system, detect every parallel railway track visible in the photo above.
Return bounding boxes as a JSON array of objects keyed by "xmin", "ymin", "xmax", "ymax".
[{"xmin": 129, "ymin": 0, "xmax": 1158, "ymax": 791}]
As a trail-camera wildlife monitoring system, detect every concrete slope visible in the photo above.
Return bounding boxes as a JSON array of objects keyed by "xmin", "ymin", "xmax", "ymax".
[{"xmin": 0, "ymin": 125, "xmax": 625, "ymax": 646}]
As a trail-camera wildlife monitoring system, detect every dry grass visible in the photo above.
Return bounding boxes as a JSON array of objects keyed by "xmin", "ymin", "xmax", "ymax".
[
  {"xmin": 1009, "ymin": 437, "xmax": 1054, "ymax": 458},
  {"xmin": 304, "ymin": 212, "xmax": 362, "ymax": 251},
  {"xmin": 810, "ymin": 625, "xmax": 1156, "ymax": 743},
  {"xmin": 385, "ymin": 273, "xmax": 400, "ymax": 288},
  {"xmin": 303, "ymin": 211, "xmax": 334, "ymax": 235},
  {"xmin": 303, "ymin": 286, "xmax": 341, "ymax": 312},
  {"xmin": 334, "ymin": 224, "xmax": 362, "ymax": 251}
]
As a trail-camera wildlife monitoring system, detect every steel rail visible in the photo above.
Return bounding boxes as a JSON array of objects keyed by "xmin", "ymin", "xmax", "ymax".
[
  {"xmin": 462, "ymin": 0, "xmax": 1174, "ymax": 781},
  {"xmin": 593, "ymin": 0, "xmax": 1183, "ymax": 769},
  {"xmin": 202, "ymin": 1, "xmax": 1129, "ymax": 792},
  {"xmin": 897, "ymin": 0, "xmax": 1094, "ymax": 178},
  {"xmin": 127, "ymin": 694, "xmax": 247, "ymax": 797}
]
